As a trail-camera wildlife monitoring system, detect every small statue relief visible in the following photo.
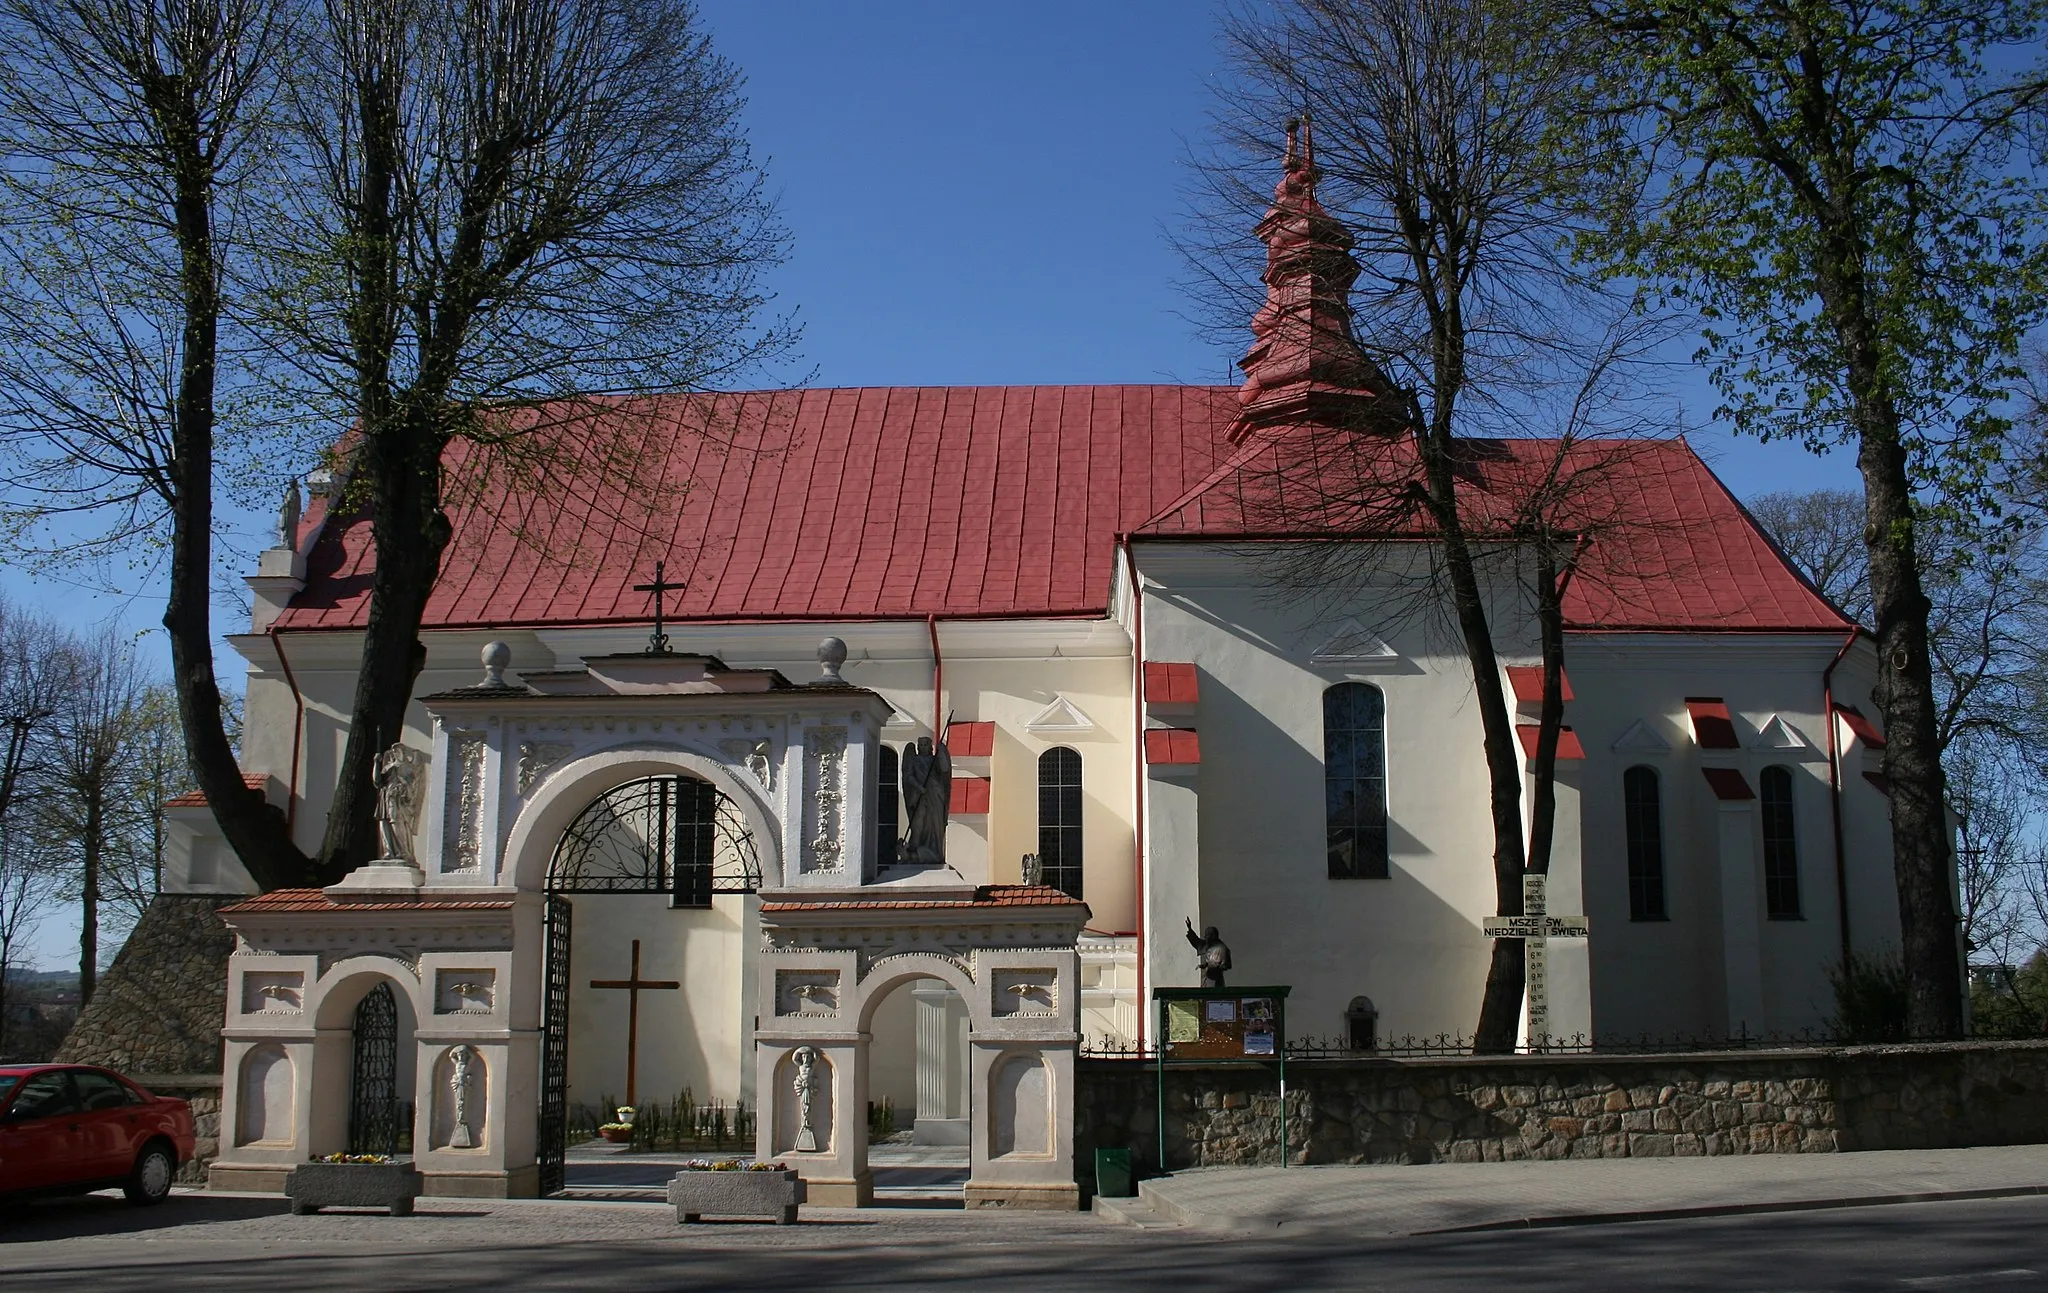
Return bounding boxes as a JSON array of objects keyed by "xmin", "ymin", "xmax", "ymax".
[
  {"xmin": 448, "ymin": 1045, "xmax": 476, "ymax": 1149},
  {"xmin": 898, "ymin": 737, "xmax": 952, "ymax": 865},
  {"xmin": 792, "ymin": 1046, "xmax": 823, "ymax": 1153},
  {"xmin": 275, "ymin": 479, "xmax": 301, "ymax": 549},
  {"xmin": 373, "ymin": 743, "xmax": 430, "ymax": 863},
  {"xmin": 1186, "ymin": 918, "xmax": 1232, "ymax": 989}
]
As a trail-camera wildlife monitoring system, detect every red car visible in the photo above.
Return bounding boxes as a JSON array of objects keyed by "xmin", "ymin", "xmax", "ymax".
[{"xmin": 0, "ymin": 1064, "xmax": 195, "ymax": 1205}]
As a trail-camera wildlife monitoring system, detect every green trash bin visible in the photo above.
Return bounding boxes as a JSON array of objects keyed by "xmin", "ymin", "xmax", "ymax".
[{"xmin": 1094, "ymin": 1146, "xmax": 1136, "ymax": 1198}]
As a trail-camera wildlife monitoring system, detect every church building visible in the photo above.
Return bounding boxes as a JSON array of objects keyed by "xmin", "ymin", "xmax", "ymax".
[{"xmin": 173, "ymin": 131, "xmax": 1899, "ymax": 1203}]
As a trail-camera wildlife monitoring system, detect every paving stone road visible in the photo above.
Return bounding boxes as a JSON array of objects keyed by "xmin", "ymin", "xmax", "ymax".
[{"xmin": 8, "ymin": 1188, "xmax": 2048, "ymax": 1290}]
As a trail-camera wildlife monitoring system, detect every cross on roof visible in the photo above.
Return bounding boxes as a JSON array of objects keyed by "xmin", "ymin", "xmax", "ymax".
[{"xmin": 633, "ymin": 561, "xmax": 684, "ymax": 655}]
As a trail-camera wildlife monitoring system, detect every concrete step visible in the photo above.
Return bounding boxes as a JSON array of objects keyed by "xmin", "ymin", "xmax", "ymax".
[{"xmin": 1091, "ymin": 1193, "xmax": 1178, "ymax": 1229}]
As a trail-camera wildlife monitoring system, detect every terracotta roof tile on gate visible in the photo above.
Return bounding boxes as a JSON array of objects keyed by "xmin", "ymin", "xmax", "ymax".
[
  {"xmin": 272, "ymin": 388, "xmax": 1855, "ymax": 636},
  {"xmin": 163, "ymin": 772, "xmax": 273, "ymax": 809}
]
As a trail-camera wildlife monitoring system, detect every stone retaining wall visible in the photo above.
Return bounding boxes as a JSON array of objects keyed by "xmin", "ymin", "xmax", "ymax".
[{"xmin": 1078, "ymin": 1041, "xmax": 2048, "ymax": 1171}]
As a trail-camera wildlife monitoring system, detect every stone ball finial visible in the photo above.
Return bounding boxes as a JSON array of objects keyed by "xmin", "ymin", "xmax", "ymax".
[
  {"xmin": 480, "ymin": 640, "xmax": 513, "ymax": 688},
  {"xmin": 816, "ymin": 636, "xmax": 848, "ymax": 684}
]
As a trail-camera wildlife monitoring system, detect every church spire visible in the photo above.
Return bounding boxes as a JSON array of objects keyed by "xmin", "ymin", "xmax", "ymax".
[{"xmin": 1231, "ymin": 117, "xmax": 1392, "ymax": 442}]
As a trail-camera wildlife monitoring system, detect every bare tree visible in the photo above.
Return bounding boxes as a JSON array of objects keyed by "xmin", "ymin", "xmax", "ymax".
[
  {"xmin": 35, "ymin": 628, "xmax": 170, "ymax": 1003},
  {"xmin": 0, "ymin": 0, "xmax": 304, "ymax": 889},
  {"xmin": 1748, "ymin": 490, "xmax": 1871, "ymax": 627},
  {"xmin": 0, "ymin": 0, "xmax": 793, "ymax": 887},
  {"xmin": 256, "ymin": 0, "xmax": 793, "ymax": 878},
  {"xmin": 1206, "ymin": 0, "xmax": 1666, "ymax": 1050},
  {"xmin": 0, "ymin": 598, "xmax": 68, "ymax": 1048}
]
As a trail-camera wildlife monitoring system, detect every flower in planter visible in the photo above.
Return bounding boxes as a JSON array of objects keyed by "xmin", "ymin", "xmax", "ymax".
[
  {"xmin": 315, "ymin": 1153, "xmax": 393, "ymax": 1164},
  {"xmin": 615, "ymin": 1106, "xmax": 636, "ymax": 1125}
]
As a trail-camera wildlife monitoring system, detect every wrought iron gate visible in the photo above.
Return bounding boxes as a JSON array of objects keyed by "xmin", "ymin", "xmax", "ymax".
[
  {"xmin": 537, "ymin": 894, "xmax": 573, "ymax": 1195},
  {"xmin": 348, "ymin": 982, "xmax": 403, "ymax": 1156}
]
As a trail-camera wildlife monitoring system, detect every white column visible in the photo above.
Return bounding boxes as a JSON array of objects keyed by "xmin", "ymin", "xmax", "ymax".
[{"xmin": 912, "ymin": 983, "xmax": 968, "ymax": 1144}]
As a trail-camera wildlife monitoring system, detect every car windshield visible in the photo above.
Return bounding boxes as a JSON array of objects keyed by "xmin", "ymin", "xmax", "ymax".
[{"xmin": 0, "ymin": 1073, "xmax": 22, "ymax": 1103}]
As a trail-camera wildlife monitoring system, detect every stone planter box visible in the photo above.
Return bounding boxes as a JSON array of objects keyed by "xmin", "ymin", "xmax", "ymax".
[
  {"xmin": 285, "ymin": 1161, "xmax": 423, "ymax": 1216},
  {"xmin": 667, "ymin": 1169, "xmax": 804, "ymax": 1224}
]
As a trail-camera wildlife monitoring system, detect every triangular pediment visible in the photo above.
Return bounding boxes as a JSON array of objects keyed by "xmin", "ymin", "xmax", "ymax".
[
  {"xmin": 1752, "ymin": 714, "xmax": 1813, "ymax": 751},
  {"xmin": 1612, "ymin": 719, "xmax": 1673, "ymax": 754},
  {"xmin": 882, "ymin": 703, "xmax": 917, "ymax": 729},
  {"xmin": 1309, "ymin": 619, "xmax": 1400, "ymax": 665},
  {"xmin": 1025, "ymin": 694, "xmax": 1095, "ymax": 734}
]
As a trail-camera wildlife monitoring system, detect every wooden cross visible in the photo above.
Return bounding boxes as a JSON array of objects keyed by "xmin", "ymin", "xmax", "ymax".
[
  {"xmin": 589, "ymin": 939, "xmax": 679, "ymax": 1107},
  {"xmin": 632, "ymin": 561, "xmax": 684, "ymax": 655},
  {"xmin": 1481, "ymin": 873, "xmax": 1589, "ymax": 1050}
]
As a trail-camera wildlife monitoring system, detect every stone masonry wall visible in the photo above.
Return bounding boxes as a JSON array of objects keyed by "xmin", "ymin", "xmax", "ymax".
[{"xmin": 1077, "ymin": 1041, "xmax": 2048, "ymax": 1172}]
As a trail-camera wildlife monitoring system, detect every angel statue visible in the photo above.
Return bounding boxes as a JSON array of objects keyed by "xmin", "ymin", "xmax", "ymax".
[
  {"xmin": 898, "ymin": 736, "xmax": 952, "ymax": 866},
  {"xmin": 373, "ymin": 743, "xmax": 431, "ymax": 863},
  {"xmin": 275, "ymin": 479, "xmax": 301, "ymax": 549}
]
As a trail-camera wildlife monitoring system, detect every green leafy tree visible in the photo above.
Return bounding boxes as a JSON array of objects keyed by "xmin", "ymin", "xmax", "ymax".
[{"xmin": 1588, "ymin": 0, "xmax": 2048, "ymax": 1038}]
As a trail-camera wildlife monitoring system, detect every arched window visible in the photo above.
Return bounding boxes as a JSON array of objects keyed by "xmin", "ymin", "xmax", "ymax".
[
  {"xmin": 875, "ymin": 744, "xmax": 900, "ymax": 867},
  {"xmin": 1623, "ymin": 765, "xmax": 1666, "ymax": 920},
  {"xmin": 1324, "ymin": 683, "xmax": 1389, "ymax": 879},
  {"xmin": 1760, "ymin": 765, "xmax": 1801, "ymax": 919},
  {"xmin": 1037, "ymin": 748, "xmax": 1084, "ymax": 898}
]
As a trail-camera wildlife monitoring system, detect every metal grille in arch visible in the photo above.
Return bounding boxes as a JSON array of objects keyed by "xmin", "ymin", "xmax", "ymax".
[{"xmin": 547, "ymin": 775, "xmax": 762, "ymax": 899}]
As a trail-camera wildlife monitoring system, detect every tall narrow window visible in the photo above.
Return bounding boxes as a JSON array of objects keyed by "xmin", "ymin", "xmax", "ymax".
[
  {"xmin": 1623, "ymin": 765, "xmax": 1666, "ymax": 920},
  {"xmin": 1760, "ymin": 765, "xmax": 1801, "ymax": 919},
  {"xmin": 672, "ymin": 776, "xmax": 718, "ymax": 908},
  {"xmin": 1038, "ymin": 747, "xmax": 1084, "ymax": 899},
  {"xmin": 875, "ymin": 744, "xmax": 900, "ymax": 867},
  {"xmin": 1324, "ymin": 683, "xmax": 1389, "ymax": 878}
]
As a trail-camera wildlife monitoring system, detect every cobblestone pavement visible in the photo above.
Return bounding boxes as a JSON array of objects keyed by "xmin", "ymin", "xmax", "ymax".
[{"xmin": 8, "ymin": 1190, "xmax": 2048, "ymax": 1290}]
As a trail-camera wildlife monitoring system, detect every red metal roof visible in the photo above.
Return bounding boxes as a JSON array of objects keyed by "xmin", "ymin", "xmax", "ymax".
[
  {"xmin": 759, "ymin": 884, "xmax": 1086, "ymax": 913},
  {"xmin": 273, "ymin": 390, "xmax": 1852, "ymax": 635},
  {"xmin": 948, "ymin": 775, "xmax": 991, "ymax": 815},
  {"xmin": 1143, "ymin": 728, "xmax": 1202, "ymax": 765},
  {"xmin": 1515, "ymin": 725, "xmax": 1586, "ymax": 760},
  {"xmin": 1836, "ymin": 704, "xmax": 1887, "ymax": 748},
  {"xmin": 1506, "ymin": 667, "xmax": 1574, "ymax": 704},
  {"xmin": 164, "ymin": 773, "xmax": 272, "ymax": 809},
  {"xmin": 1701, "ymin": 768, "xmax": 1756, "ymax": 801},
  {"xmin": 219, "ymin": 888, "xmax": 516, "ymax": 914},
  {"xmin": 945, "ymin": 722, "xmax": 995, "ymax": 757},
  {"xmin": 1143, "ymin": 662, "xmax": 1199, "ymax": 705},
  {"xmin": 1685, "ymin": 698, "xmax": 1742, "ymax": 750}
]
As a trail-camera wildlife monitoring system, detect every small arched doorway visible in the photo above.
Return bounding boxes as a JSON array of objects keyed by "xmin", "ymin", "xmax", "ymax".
[
  {"xmin": 349, "ymin": 982, "xmax": 405, "ymax": 1156},
  {"xmin": 862, "ymin": 973, "xmax": 971, "ymax": 1201},
  {"xmin": 537, "ymin": 773, "xmax": 763, "ymax": 1195}
]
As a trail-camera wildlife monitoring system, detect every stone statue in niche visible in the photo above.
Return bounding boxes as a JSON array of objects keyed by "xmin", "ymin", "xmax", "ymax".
[
  {"xmin": 792, "ymin": 1046, "xmax": 823, "ymax": 1153},
  {"xmin": 373, "ymin": 743, "xmax": 431, "ymax": 862},
  {"xmin": 898, "ymin": 737, "xmax": 952, "ymax": 865},
  {"xmin": 1186, "ymin": 918, "xmax": 1232, "ymax": 989},
  {"xmin": 449, "ymin": 1045, "xmax": 476, "ymax": 1148}
]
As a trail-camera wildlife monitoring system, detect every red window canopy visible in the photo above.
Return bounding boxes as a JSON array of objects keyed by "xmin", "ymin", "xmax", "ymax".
[
  {"xmin": 948, "ymin": 776, "xmax": 992, "ymax": 815},
  {"xmin": 1685, "ymin": 698, "xmax": 1741, "ymax": 750},
  {"xmin": 945, "ymin": 721, "xmax": 995, "ymax": 757},
  {"xmin": 1515, "ymin": 724, "xmax": 1585, "ymax": 760},
  {"xmin": 1506, "ymin": 666, "xmax": 1575, "ymax": 704},
  {"xmin": 1835, "ymin": 704, "xmax": 1887, "ymax": 749},
  {"xmin": 1701, "ymin": 767, "xmax": 1755, "ymax": 801},
  {"xmin": 1143, "ymin": 661, "xmax": 1199, "ymax": 706},
  {"xmin": 1143, "ymin": 728, "xmax": 1201, "ymax": 765}
]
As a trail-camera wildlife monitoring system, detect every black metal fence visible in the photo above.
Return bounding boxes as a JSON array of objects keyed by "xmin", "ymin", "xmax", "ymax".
[{"xmin": 1079, "ymin": 1026, "xmax": 2023, "ymax": 1060}]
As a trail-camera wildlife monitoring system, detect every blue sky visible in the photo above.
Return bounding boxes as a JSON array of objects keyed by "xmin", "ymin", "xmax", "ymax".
[{"xmin": 5, "ymin": 0, "xmax": 1861, "ymax": 968}]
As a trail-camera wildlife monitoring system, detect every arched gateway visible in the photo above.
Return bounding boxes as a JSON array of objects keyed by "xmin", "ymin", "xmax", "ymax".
[{"xmin": 209, "ymin": 644, "xmax": 1085, "ymax": 1209}]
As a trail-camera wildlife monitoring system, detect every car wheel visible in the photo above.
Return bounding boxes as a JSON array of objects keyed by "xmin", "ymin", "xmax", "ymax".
[{"xmin": 123, "ymin": 1142, "xmax": 177, "ymax": 1206}]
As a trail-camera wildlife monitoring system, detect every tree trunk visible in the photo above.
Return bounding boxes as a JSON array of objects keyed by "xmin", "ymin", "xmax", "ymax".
[
  {"xmin": 1858, "ymin": 424, "xmax": 1965, "ymax": 1037},
  {"xmin": 1414, "ymin": 427, "xmax": 1530, "ymax": 1054},
  {"xmin": 148, "ymin": 72, "xmax": 312, "ymax": 893},
  {"xmin": 80, "ymin": 781, "xmax": 99, "ymax": 1005},
  {"xmin": 315, "ymin": 409, "xmax": 452, "ymax": 883}
]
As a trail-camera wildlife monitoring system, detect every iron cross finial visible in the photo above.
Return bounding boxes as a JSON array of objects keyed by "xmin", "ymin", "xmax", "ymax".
[{"xmin": 632, "ymin": 560, "xmax": 684, "ymax": 654}]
